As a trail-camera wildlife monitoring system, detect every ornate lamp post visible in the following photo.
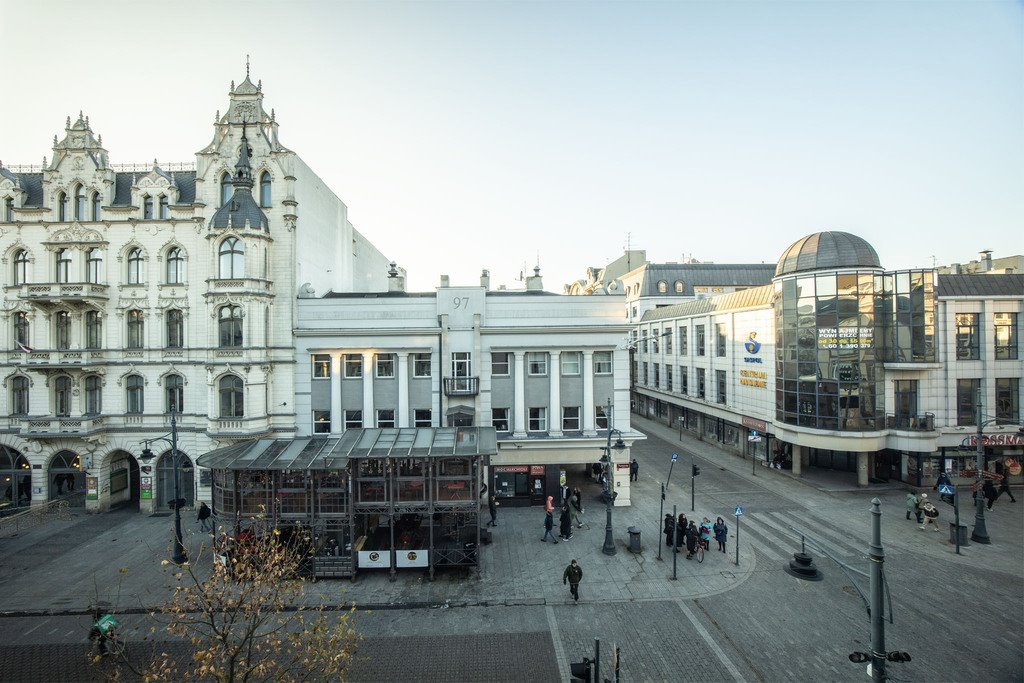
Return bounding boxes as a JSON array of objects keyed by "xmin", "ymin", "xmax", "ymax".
[
  {"xmin": 140, "ymin": 409, "xmax": 187, "ymax": 564},
  {"xmin": 600, "ymin": 399, "xmax": 626, "ymax": 556}
]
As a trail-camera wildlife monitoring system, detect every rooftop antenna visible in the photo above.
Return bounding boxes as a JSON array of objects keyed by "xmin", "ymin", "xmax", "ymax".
[{"xmin": 246, "ymin": 54, "xmax": 250, "ymax": 78}]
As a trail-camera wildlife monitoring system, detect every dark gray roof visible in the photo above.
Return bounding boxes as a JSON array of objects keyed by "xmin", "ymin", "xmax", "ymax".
[
  {"xmin": 936, "ymin": 274, "xmax": 1024, "ymax": 298},
  {"xmin": 209, "ymin": 189, "xmax": 269, "ymax": 230},
  {"xmin": 112, "ymin": 173, "xmax": 136, "ymax": 206},
  {"xmin": 635, "ymin": 263, "xmax": 775, "ymax": 296},
  {"xmin": 13, "ymin": 173, "xmax": 44, "ymax": 207},
  {"xmin": 641, "ymin": 284, "xmax": 775, "ymax": 321},
  {"xmin": 775, "ymin": 231, "xmax": 881, "ymax": 277},
  {"xmin": 172, "ymin": 171, "xmax": 196, "ymax": 204},
  {"xmin": 197, "ymin": 427, "xmax": 497, "ymax": 471}
]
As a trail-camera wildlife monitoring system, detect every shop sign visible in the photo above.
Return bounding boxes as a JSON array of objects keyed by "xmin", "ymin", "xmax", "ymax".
[
  {"xmin": 396, "ymin": 550, "xmax": 429, "ymax": 568},
  {"xmin": 141, "ymin": 477, "xmax": 153, "ymax": 500},
  {"xmin": 494, "ymin": 466, "xmax": 529, "ymax": 474},
  {"xmin": 86, "ymin": 476, "xmax": 98, "ymax": 501},
  {"xmin": 530, "ymin": 466, "xmax": 545, "ymax": 475},
  {"xmin": 741, "ymin": 417, "xmax": 768, "ymax": 432},
  {"xmin": 742, "ymin": 332, "xmax": 763, "ymax": 364},
  {"xmin": 968, "ymin": 434, "xmax": 1023, "ymax": 447},
  {"xmin": 616, "ymin": 463, "xmax": 630, "ymax": 471},
  {"xmin": 358, "ymin": 550, "xmax": 391, "ymax": 569},
  {"xmin": 818, "ymin": 327, "xmax": 873, "ymax": 350},
  {"xmin": 739, "ymin": 369, "xmax": 767, "ymax": 388}
]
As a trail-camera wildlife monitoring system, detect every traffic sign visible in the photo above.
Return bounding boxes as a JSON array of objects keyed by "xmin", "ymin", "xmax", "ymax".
[
  {"xmin": 734, "ymin": 505, "xmax": 744, "ymax": 516},
  {"xmin": 748, "ymin": 435, "xmax": 762, "ymax": 442},
  {"xmin": 938, "ymin": 484, "xmax": 954, "ymax": 495},
  {"xmin": 671, "ymin": 453, "xmax": 678, "ymax": 462}
]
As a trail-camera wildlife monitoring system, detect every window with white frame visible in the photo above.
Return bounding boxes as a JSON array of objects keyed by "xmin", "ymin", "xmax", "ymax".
[
  {"xmin": 594, "ymin": 351, "xmax": 613, "ymax": 374},
  {"xmin": 666, "ymin": 366, "xmax": 673, "ymax": 392},
  {"xmin": 561, "ymin": 352, "xmax": 581, "ymax": 375},
  {"xmin": 85, "ymin": 248, "xmax": 102, "ymax": 284},
  {"xmin": 126, "ymin": 374, "xmax": 145, "ymax": 414},
  {"xmin": 126, "ymin": 248, "xmax": 144, "ymax": 284},
  {"xmin": 653, "ymin": 364, "xmax": 660, "ymax": 387},
  {"xmin": 85, "ymin": 311, "xmax": 102, "ymax": 349},
  {"xmin": 313, "ymin": 410, "xmax": 331, "ymax": 434},
  {"xmin": 165, "ymin": 309, "xmax": 183, "ymax": 349},
  {"xmin": 344, "ymin": 410, "xmax": 363, "ymax": 429},
  {"xmin": 527, "ymin": 352, "xmax": 547, "ymax": 376},
  {"xmin": 413, "ymin": 353, "xmax": 431, "ymax": 377},
  {"xmin": 165, "ymin": 247, "xmax": 185, "ymax": 284},
  {"xmin": 491, "ymin": 408, "xmax": 510, "ymax": 432},
  {"xmin": 142, "ymin": 195, "xmax": 153, "ymax": 220},
  {"xmin": 159, "ymin": 195, "xmax": 169, "ymax": 219},
  {"xmin": 680, "ymin": 366, "xmax": 688, "ymax": 395},
  {"xmin": 562, "ymin": 406, "xmax": 581, "ymax": 431},
  {"xmin": 55, "ymin": 248, "xmax": 71, "ymax": 283},
  {"xmin": 414, "ymin": 409, "xmax": 432, "ymax": 427},
  {"xmin": 595, "ymin": 405, "xmax": 608, "ymax": 429},
  {"xmin": 491, "ymin": 352, "xmax": 510, "ymax": 376},
  {"xmin": 376, "ymin": 409, "xmax": 396, "ymax": 428},
  {"xmin": 344, "ymin": 355, "xmax": 363, "ymax": 377},
  {"xmin": 312, "ymin": 354, "xmax": 331, "ymax": 378},
  {"xmin": 528, "ymin": 407, "xmax": 547, "ymax": 432},
  {"xmin": 375, "ymin": 353, "xmax": 395, "ymax": 378},
  {"xmin": 12, "ymin": 249, "xmax": 28, "ymax": 286},
  {"xmin": 679, "ymin": 325, "xmax": 688, "ymax": 355},
  {"xmin": 54, "ymin": 311, "xmax": 71, "ymax": 350}
]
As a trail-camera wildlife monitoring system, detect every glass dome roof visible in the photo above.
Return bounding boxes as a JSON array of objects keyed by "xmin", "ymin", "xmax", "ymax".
[{"xmin": 775, "ymin": 231, "xmax": 881, "ymax": 277}]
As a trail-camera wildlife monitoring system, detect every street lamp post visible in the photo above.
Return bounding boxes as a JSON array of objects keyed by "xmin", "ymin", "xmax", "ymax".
[
  {"xmin": 601, "ymin": 399, "xmax": 626, "ymax": 557},
  {"xmin": 970, "ymin": 389, "xmax": 991, "ymax": 544},
  {"xmin": 141, "ymin": 409, "xmax": 187, "ymax": 565}
]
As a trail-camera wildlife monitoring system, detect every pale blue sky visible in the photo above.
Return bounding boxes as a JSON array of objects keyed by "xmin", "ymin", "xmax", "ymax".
[{"xmin": 1, "ymin": 1, "xmax": 1020, "ymax": 291}]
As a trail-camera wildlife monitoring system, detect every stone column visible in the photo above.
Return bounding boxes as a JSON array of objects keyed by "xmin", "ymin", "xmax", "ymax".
[
  {"xmin": 362, "ymin": 354, "xmax": 374, "ymax": 427},
  {"xmin": 791, "ymin": 444, "xmax": 803, "ymax": 476},
  {"xmin": 582, "ymin": 351, "xmax": 596, "ymax": 436},
  {"xmin": 397, "ymin": 352, "xmax": 410, "ymax": 427},
  {"xmin": 857, "ymin": 452, "xmax": 869, "ymax": 487},
  {"xmin": 512, "ymin": 351, "xmax": 526, "ymax": 437},
  {"xmin": 330, "ymin": 354, "xmax": 342, "ymax": 434},
  {"xmin": 548, "ymin": 351, "xmax": 562, "ymax": 437}
]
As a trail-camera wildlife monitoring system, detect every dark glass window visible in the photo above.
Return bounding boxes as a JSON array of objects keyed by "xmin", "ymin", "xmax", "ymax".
[
  {"xmin": 54, "ymin": 311, "xmax": 70, "ymax": 350},
  {"xmin": 14, "ymin": 312, "xmax": 30, "ymax": 349},
  {"xmin": 218, "ymin": 238, "xmax": 244, "ymax": 278},
  {"xmin": 218, "ymin": 305, "xmax": 243, "ymax": 347},
  {"xmin": 697, "ymin": 368, "xmax": 706, "ymax": 399},
  {"xmin": 679, "ymin": 326, "xmax": 688, "ymax": 355},
  {"xmin": 91, "ymin": 192, "xmax": 101, "ymax": 221},
  {"xmin": 85, "ymin": 248, "xmax": 102, "ymax": 284},
  {"xmin": 696, "ymin": 325, "xmax": 705, "ymax": 356},
  {"xmin": 893, "ymin": 380, "xmax": 918, "ymax": 428},
  {"xmin": 344, "ymin": 410, "xmax": 362, "ymax": 429},
  {"xmin": 11, "ymin": 376, "xmax": 29, "ymax": 415},
  {"xmin": 220, "ymin": 172, "xmax": 232, "ymax": 207},
  {"xmin": 159, "ymin": 195, "xmax": 169, "ymax": 219},
  {"xmin": 126, "ymin": 374, "xmax": 144, "ymax": 414},
  {"xmin": 74, "ymin": 185, "xmax": 86, "ymax": 220},
  {"xmin": 85, "ymin": 311, "xmax": 102, "ymax": 349},
  {"xmin": 313, "ymin": 410, "xmax": 331, "ymax": 434},
  {"xmin": 85, "ymin": 376, "xmax": 102, "ymax": 415},
  {"xmin": 126, "ymin": 310, "xmax": 145, "ymax": 348},
  {"xmin": 955, "ymin": 313, "xmax": 980, "ymax": 360},
  {"xmin": 994, "ymin": 313, "xmax": 1018, "ymax": 360},
  {"xmin": 54, "ymin": 376, "xmax": 72, "ymax": 416},
  {"xmin": 127, "ymin": 248, "xmax": 144, "ymax": 284},
  {"xmin": 716, "ymin": 324, "xmax": 726, "ymax": 357},
  {"xmin": 312, "ymin": 354, "xmax": 331, "ymax": 378},
  {"xmin": 166, "ymin": 247, "xmax": 185, "ymax": 284},
  {"xmin": 55, "ymin": 249, "xmax": 71, "ymax": 283},
  {"xmin": 680, "ymin": 367, "xmax": 688, "ymax": 395},
  {"xmin": 344, "ymin": 355, "xmax": 362, "ymax": 377},
  {"xmin": 165, "ymin": 309, "xmax": 183, "ymax": 348},
  {"xmin": 259, "ymin": 171, "xmax": 272, "ymax": 207},
  {"xmin": 13, "ymin": 250, "xmax": 28, "ymax": 285},
  {"xmin": 142, "ymin": 195, "xmax": 153, "ymax": 220},
  {"xmin": 165, "ymin": 374, "xmax": 183, "ymax": 413},
  {"xmin": 414, "ymin": 409, "xmax": 432, "ymax": 427},
  {"xmin": 57, "ymin": 191, "xmax": 68, "ymax": 221},
  {"xmin": 219, "ymin": 375, "xmax": 244, "ymax": 417},
  {"xmin": 4, "ymin": 197, "xmax": 13, "ymax": 222},
  {"xmin": 491, "ymin": 408, "xmax": 509, "ymax": 432},
  {"xmin": 716, "ymin": 370, "xmax": 727, "ymax": 404},
  {"xmin": 957, "ymin": 378, "xmax": 980, "ymax": 426},
  {"xmin": 996, "ymin": 378, "xmax": 1019, "ymax": 422}
]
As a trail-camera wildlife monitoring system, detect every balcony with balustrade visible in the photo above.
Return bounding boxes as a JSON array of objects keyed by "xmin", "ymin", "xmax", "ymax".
[
  {"xmin": 443, "ymin": 377, "xmax": 479, "ymax": 397},
  {"xmin": 7, "ymin": 282, "xmax": 109, "ymax": 309}
]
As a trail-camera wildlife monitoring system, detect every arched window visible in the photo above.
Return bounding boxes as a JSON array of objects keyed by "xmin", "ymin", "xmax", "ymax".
[
  {"xmin": 165, "ymin": 374, "xmax": 184, "ymax": 413},
  {"xmin": 125, "ymin": 374, "xmax": 144, "ymax": 414},
  {"xmin": 220, "ymin": 172, "xmax": 232, "ymax": 207},
  {"xmin": 159, "ymin": 195, "xmax": 169, "ymax": 219},
  {"xmin": 13, "ymin": 249, "xmax": 28, "ymax": 285},
  {"xmin": 13, "ymin": 312, "xmax": 29, "ymax": 349},
  {"xmin": 84, "ymin": 375, "xmax": 102, "ymax": 415},
  {"xmin": 85, "ymin": 248, "xmax": 102, "ymax": 284},
  {"xmin": 657, "ymin": 280, "xmax": 668, "ymax": 294},
  {"xmin": 219, "ymin": 375, "xmax": 244, "ymax": 418},
  {"xmin": 74, "ymin": 185, "xmax": 86, "ymax": 220},
  {"xmin": 54, "ymin": 376, "xmax": 72, "ymax": 416},
  {"xmin": 218, "ymin": 238, "xmax": 244, "ymax": 278},
  {"xmin": 4, "ymin": 197, "xmax": 13, "ymax": 222},
  {"xmin": 54, "ymin": 311, "xmax": 71, "ymax": 350},
  {"xmin": 10, "ymin": 376, "xmax": 29, "ymax": 415},
  {"xmin": 218, "ymin": 305, "xmax": 243, "ymax": 348},
  {"xmin": 259, "ymin": 171, "xmax": 271, "ymax": 207},
  {"xmin": 91, "ymin": 192, "xmax": 101, "ymax": 221},
  {"xmin": 674, "ymin": 280, "xmax": 684, "ymax": 293},
  {"xmin": 127, "ymin": 248, "xmax": 143, "ymax": 284},
  {"xmin": 126, "ymin": 309, "xmax": 145, "ymax": 348},
  {"xmin": 57, "ymin": 191, "xmax": 68, "ymax": 221},
  {"xmin": 166, "ymin": 309, "xmax": 183, "ymax": 348},
  {"xmin": 142, "ymin": 195, "xmax": 153, "ymax": 220},
  {"xmin": 165, "ymin": 247, "xmax": 184, "ymax": 284},
  {"xmin": 85, "ymin": 311, "xmax": 102, "ymax": 349},
  {"xmin": 55, "ymin": 249, "xmax": 71, "ymax": 283}
]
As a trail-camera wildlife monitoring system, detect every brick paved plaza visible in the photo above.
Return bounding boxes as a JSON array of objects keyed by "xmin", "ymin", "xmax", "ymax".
[{"xmin": 0, "ymin": 415, "xmax": 1020, "ymax": 682}]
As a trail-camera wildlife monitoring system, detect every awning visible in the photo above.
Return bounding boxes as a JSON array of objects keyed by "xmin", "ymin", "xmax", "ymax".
[
  {"xmin": 197, "ymin": 427, "xmax": 498, "ymax": 471},
  {"xmin": 445, "ymin": 404, "xmax": 475, "ymax": 416}
]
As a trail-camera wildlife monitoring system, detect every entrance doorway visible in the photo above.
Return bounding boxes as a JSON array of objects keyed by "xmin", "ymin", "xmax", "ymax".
[
  {"xmin": 0, "ymin": 445, "xmax": 32, "ymax": 514},
  {"xmin": 49, "ymin": 451, "xmax": 85, "ymax": 506},
  {"xmin": 446, "ymin": 405, "xmax": 474, "ymax": 428},
  {"xmin": 157, "ymin": 451, "xmax": 194, "ymax": 510},
  {"xmin": 108, "ymin": 451, "xmax": 141, "ymax": 511}
]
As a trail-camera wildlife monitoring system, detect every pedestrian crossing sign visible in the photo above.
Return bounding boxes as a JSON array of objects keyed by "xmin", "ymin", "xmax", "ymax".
[
  {"xmin": 671, "ymin": 453, "xmax": 678, "ymax": 462},
  {"xmin": 938, "ymin": 484, "xmax": 954, "ymax": 495},
  {"xmin": 734, "ymin": 505, "xmax": 744, "ymax": 516}
]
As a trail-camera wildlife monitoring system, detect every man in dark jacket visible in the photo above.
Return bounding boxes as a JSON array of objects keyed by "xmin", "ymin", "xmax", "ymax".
[
  {"xmin": 685, "ymin": 521, "xmax": 699, "ymax": 559},
  {"xmin": 486, "ymin": 494, "xmax": 499, "ymax": 527},
  {"xmin": 196, "ymin": 501, "xmax": 212, "ymax": 532},
  {"xmin": 663, "ymin": 513, "xmax": 675, "ymax": 547},
  {"xmin": 630, "ymin": 459, "xmax": 639, "ymax": 482},
  {"xmin": 559, "ymin": 504, "xmax": 574, "ymax": 541},
  {"xmin": 563, "ymin": 559, "xmax": 583, "ymax": 602}
]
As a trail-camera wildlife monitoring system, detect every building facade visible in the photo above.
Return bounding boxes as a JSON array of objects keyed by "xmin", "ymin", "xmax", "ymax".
[
  {"xmin": 0, "ymin": 74, "xmax": 389, "ymax": 514},
  {"xmin": 632, "ymin": 231, "xmax": 1023, "ymax": 487},
  {"xmin": 295, "ymin": 269, "xmax": 642, "ymax": 507}
]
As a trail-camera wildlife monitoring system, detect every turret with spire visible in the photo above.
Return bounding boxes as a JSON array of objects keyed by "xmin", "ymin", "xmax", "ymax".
[{"xmin": 209, "ymin": 123, "xmax": 269, "ymax": 231}]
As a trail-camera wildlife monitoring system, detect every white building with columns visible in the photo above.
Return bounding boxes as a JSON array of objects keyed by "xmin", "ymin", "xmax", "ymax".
[
  {"xmin": 295, "ymin": 268, "xmax": 643, "ymax": 506},
  {"xmin": 0, "ymin": 72, "xmax": 389, "ymax": 514}
]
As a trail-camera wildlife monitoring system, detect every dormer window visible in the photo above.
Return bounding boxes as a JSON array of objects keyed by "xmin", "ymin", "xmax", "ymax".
[
  {"xmin": 91, "ymin": 192, "xmax": 101, "ymax": 221},
  {"xmin": 657, "ymin": 280, "xmax": 668, "ymax": 293},
  {"xmin": 674, "ymin": 280, "xmax": 684, "ymax": 293},
  {"xmin": 74, "ymin": 185, "xmax": 86, "ymax": 221},
  {"xmin": 259, "ymin": 171, "xmax": 271, "ymax": 207},
  {"xmin": 4, "ymin": 198, "xmax": 12, "ymax": 222},
  {"xmin": 159, "ymin": 195, "xmax": 169, "ymax": 219},
  {"xmin": 143, "ymin": 195, "xmax": 153, "ymax": 220},
  {"xmin": 57, "ymin": 192, "xmax": 68, "ymax": 221},
  {"xmin": 220, "ymin": 172, "xmax": 232, "ymax": 207}
]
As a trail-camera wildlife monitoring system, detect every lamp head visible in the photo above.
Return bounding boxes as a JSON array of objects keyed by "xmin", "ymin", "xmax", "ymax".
[
  {"xmin": 612, "ymin": 437, "xmax": 626, "ymax": 451},
  {"xmin": 139, "ymin": 447, "xmax": 155, "ymax": 463}
]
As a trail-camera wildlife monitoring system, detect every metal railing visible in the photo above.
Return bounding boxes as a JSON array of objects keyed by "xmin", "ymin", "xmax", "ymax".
[
  {"xmin": 885, "ymin": 413, "xmax": 935, "ymax": 431},
  {"xmin": 0, "ymin": 495, "xmax": 76, "ymax": 538},
  {"xmin": 443, "ymin": 377, "xmax": 479, "ymax": 396}
]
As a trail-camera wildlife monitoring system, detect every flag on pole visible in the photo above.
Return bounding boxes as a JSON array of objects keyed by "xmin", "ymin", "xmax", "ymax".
[{"xmin": 17, "ymin": 342, "xmax": 33, "ymax": 353}]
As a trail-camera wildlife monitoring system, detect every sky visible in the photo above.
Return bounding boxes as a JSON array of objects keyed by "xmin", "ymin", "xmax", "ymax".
[{"xmin": 0, "ymin": 1, "xmax": 1020, "ymax": 292}]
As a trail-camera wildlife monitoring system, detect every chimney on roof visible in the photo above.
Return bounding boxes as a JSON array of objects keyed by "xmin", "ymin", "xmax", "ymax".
[
  {"xmin": 979, "ymin": 250, "xmax": 993, "ymax": 273},
  {"xmin": 526, "ymin": 266, "xmax": 543, "ymax": 291},
  {"xmin": 480, "ymin": 269, "xmax": 490, "ymax": 290},
  {"xmin": 387, "ymin": 261, "xmax": 406, "ymax": 293},
  {"xmin": 440, "ymin": 274, "xmax": 450, "ymax": 288}
]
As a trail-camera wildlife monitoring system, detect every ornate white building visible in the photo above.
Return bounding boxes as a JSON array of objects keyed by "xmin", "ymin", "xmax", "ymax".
[{"xmin": 0, "ymin": 73, "xmax": 389, "ymax": 514}]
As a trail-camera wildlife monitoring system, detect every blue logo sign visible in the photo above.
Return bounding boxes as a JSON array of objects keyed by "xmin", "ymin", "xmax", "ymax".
[
  {"xmin": 743, "ymin": 332, "xmax": 761, "ymax": 354},
  {"xmin": 938, "ymin": 484, "xmax": 954, "ymax": 495},
  {"xmin": 734, "ymin": 505, "xmax": 744, "ymax": 516},
  {"xmin": 671, "ymin": 453, "xmax": 678, "ymax": 462}
]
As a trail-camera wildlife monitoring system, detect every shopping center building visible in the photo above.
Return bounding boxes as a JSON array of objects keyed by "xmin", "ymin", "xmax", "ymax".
[{"xmin": 632, "ymin": 231, "xmax": 1023, "ymax": 487}]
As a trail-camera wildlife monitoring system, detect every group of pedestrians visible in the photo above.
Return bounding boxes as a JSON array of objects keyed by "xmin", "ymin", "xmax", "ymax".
[
  {"xmin": 905, "ymin": 492, "xmax": 940, "ymax": 531},
  {"xmin": 542, "ymin": 487, "xmax": 587, "ymax": 543},
  {"xmin": 662, "ymin": 513, "xmax": 728, "ymax": 559}
]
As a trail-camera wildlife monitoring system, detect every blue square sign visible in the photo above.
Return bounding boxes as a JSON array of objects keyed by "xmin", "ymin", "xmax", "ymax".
[
  {"xmin": 938, "ymin": 484, "xmax": 954, "ymax": 495},
  {"xmin": 734, "ymin": 505, "xmax": 744, "ymax": 516}
]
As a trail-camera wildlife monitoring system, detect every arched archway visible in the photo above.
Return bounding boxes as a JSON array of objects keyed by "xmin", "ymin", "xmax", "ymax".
[
  {"xmin": 0, "ymin": 445, "xmax": 32, "ymax": 513},
  {"xmin": 107, "ymin": 450, "xmax": 141, "ymax": 511},
  {"xmin": 157, "ymin": 451, "xmax": 194, "ymax": 510},
  {"xmin": 49, "ymin": 451, "xmax": 85, "ymax": 506}
]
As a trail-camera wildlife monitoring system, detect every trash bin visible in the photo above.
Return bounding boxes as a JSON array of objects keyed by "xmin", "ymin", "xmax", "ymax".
[
  {"xmin": 948, "ymin": 522, "xmax": 969, "ymax": 546},
  {"xmin": 627, "ymin": 526, "xmax": 642, "ymax": 553}
]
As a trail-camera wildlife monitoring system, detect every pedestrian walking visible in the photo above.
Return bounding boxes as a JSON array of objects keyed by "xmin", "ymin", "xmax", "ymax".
[
  {"xmin": 570, "ymin": 487, "xmax": 585, "ymax": 528},
  {"xmin": 542, "ymin": 510, "xmax": 559, "ymax": 543},
  {"xmin": 545, "ymin": 495, "xmax": 554, "ymax": 514},
  {"xmin": 919, "ymin": 494, "xmax": 940, "ymax": 532},
  {"xmin": 699, "ymin": 517, "xmax": 712, "ymax": 551},
  {"xmin": 196, "ymin": 501, "xmax": 212, "ymax": 532},
  {"xmin": 560, "ymin": 483, "xmax": 571, "ymax": 506},
  {"xmin": 684, "ymin": 521, "xmax": 699, "ymax": 559},
  {"xmin": 629, "ymin": 458, "xmax": 639, "ymax": 482},
  {"xmin": 592, "ymin": 462, "xmax": 602, "ymax": 482},
  {"xmin": 559, "ymin": 504, "xmax": 574, "ymax": 541},
  {"xmin": 996, "ymin": 475, "xmax": 1017, "ymax": 504},
  {"xmin": 713, "ymin": 517, "xmax": 728, "ymax": 553},
  {"xmin": 983, "ymin": 480, "xmax": 998, "ymax": 511},
  {"xmin": 487, "ymin": 494, "xmax": 499, "ymax": 527},
  {"xmin": 664, "ymin": 513, "xmax": 675, "ymax": 547},
  {"xmin": 563, "ymin": 559, "xmax": 583, "ymax": 602},
  {"xmin": 675, "ymin": 514, "xmax": 688, "ymax": 552},
  {"xmin": 905, "ymin": 491, "xmax": 922, "ymax": 523}
]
